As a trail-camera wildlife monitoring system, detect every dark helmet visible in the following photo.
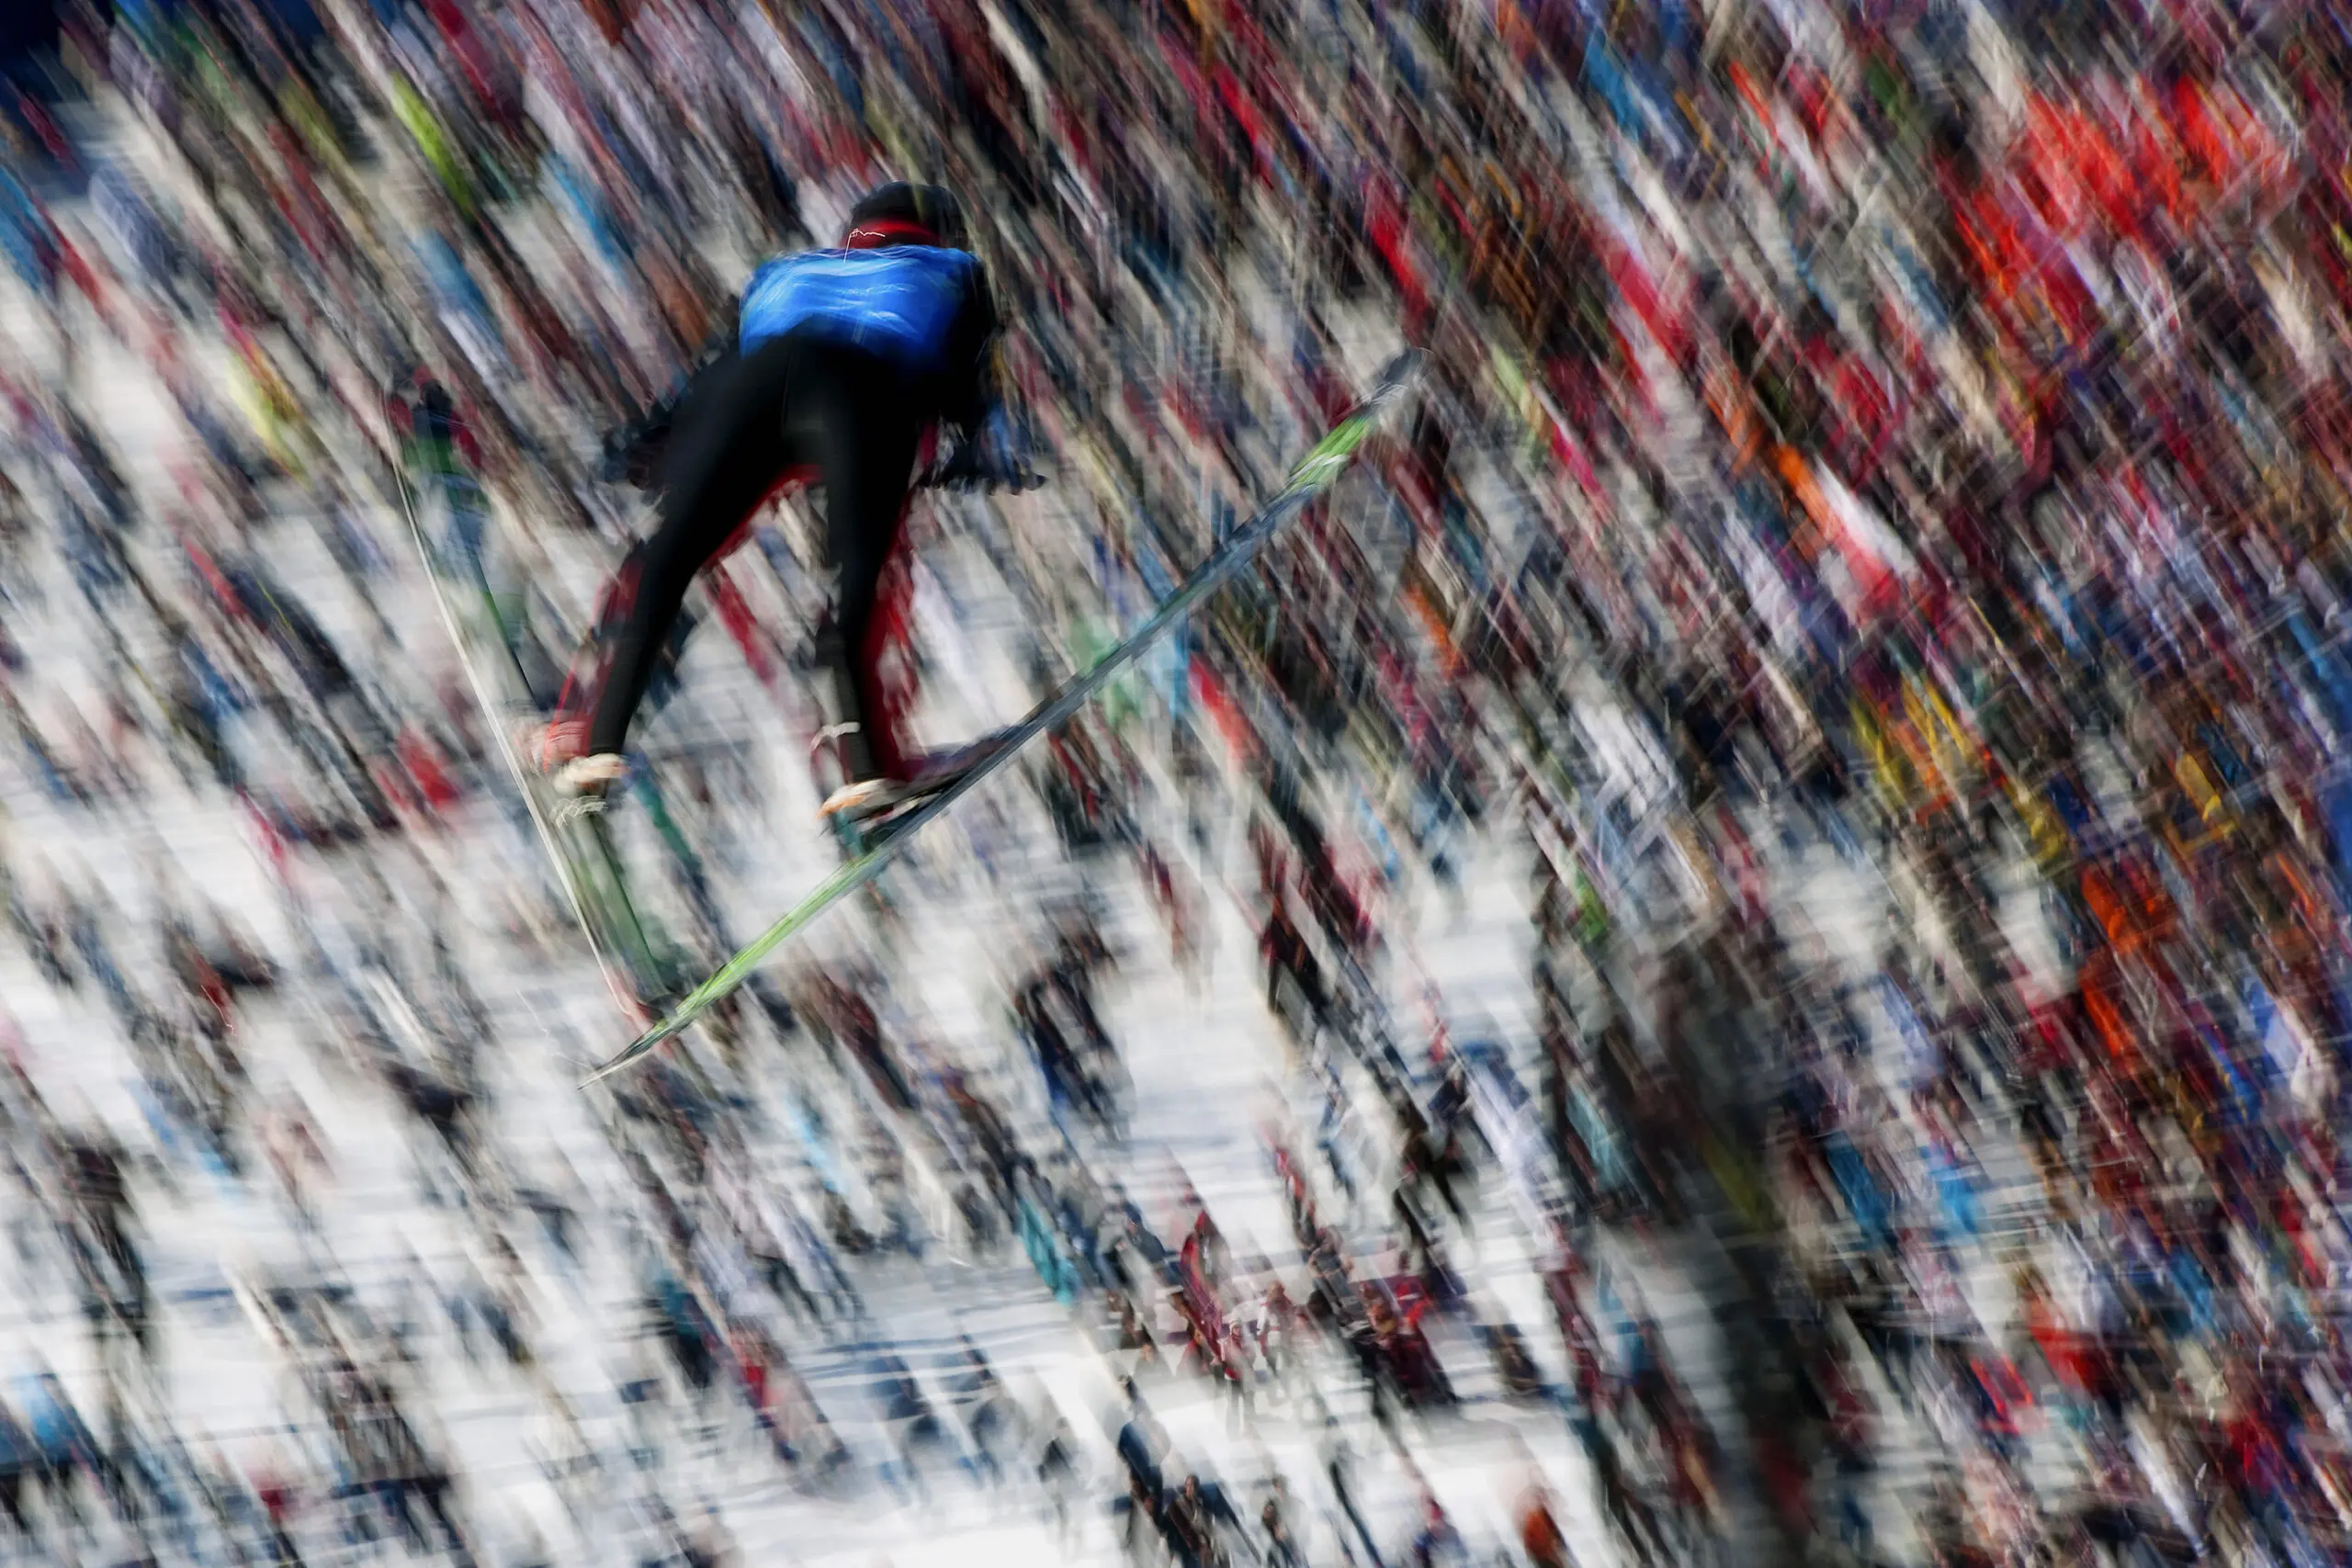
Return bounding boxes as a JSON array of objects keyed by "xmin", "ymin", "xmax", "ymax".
[{"xmin": 842, "ymin": 182, "xmax": 967, "ymax": 252}]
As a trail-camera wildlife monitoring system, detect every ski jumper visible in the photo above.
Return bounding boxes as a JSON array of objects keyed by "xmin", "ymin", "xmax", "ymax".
[{"xmin": 586, "ymin": 238, "xmax": 997, "ymax": 784}]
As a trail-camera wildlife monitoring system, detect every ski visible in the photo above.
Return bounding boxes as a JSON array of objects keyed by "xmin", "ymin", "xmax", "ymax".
[
  {"xmin": 580, "ymin": 347, "xmax": 1424, "ymax": 1085},
  {"xmin": 387, "ymin": 385, "xmax": 686, "ymax": 1020}
]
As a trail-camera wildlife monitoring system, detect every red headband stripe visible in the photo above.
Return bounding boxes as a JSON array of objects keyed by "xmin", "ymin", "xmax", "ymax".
[{"xmin": 842, "ymin": 219, "xmax": 940, "ymax": 249}]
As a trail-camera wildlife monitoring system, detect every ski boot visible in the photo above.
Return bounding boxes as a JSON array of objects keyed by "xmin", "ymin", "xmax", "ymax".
[
  {"xmin": 532, "ymin": 716, "xmax": 628, "ymax": 818},
  {"xmin": 819, "ymin": 732, "xmax": 1012, "ymax": 823}
]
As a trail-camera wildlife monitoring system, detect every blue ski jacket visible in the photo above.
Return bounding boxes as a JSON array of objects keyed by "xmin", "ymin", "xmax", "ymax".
[{"xmin": 739, "ymin": 244, "xmax": 994, "ymax": 423}]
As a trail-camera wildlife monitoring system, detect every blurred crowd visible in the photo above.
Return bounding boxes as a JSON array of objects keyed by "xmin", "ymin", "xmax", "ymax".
[{"xmin": 0, "ymin": 0, "xmax": 2349, "ymax": 1564}]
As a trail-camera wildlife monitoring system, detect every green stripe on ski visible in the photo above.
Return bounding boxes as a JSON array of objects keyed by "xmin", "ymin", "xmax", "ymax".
[
  {"xmin": 580, "ymin": 348, "xmax": 1425, "ymax": 1086},
  {"xmin": 578, "ymin": 811, "xmax": 677, "ymax": 994}
]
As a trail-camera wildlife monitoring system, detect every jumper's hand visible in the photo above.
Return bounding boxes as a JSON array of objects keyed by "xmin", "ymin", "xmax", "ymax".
[
  {"xmin": 926, "ymin": 402, "xmax": 1042, "ymax": 492},
  {"xmin": 599, "ymin": 412, "xmax": 672, "ymax": 490}
]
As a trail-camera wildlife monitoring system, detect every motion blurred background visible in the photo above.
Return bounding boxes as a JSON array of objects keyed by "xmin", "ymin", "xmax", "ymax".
[{"xmin": 0, "ymin": 1, "xmax": 2346, "ymax": 1567}]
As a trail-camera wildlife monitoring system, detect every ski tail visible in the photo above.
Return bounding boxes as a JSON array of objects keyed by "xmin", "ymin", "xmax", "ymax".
[{"xmin": 580, "ymin": 348, "xmax": 1427, "ymax": 1086}]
